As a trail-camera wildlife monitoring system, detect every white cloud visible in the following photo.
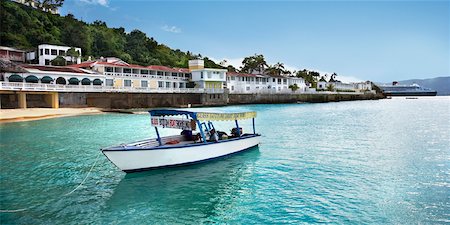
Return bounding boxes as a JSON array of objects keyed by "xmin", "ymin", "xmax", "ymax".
[
  {"xmin": 162, "ymin": 25, "xmax": 181, "ymax": 33},
  {"xmin": 79, "ymin": 0, "xmax": 109, "ymax": 7}
]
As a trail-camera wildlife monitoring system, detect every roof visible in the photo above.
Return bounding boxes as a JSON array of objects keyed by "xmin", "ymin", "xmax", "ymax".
[
  {"xmin": 21, "ymin": 64, "xmax": 91, "ymax": 74},
  {"xmin": 149, "ymin": 109, "xmax": 257, "ymax": 121},
  {"xmin": 0, "ymin": 46, "xmax": 25, "ymax": 53},
  {"xmin": 227, "ymin": 72, "xmax": 258, "ymax": 77},
  {"xmin": 68, "ymin": 61, "xmax": 146, "ymax": 69},
  {"xmin": 70, "ymin": 61, "xmax": 190, "ymax": 73}
]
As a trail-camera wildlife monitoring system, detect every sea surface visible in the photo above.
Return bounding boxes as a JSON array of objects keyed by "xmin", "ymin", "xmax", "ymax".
[{"xmin": 1, "ymin": 97, "xmax": 449, "ymax": 224}]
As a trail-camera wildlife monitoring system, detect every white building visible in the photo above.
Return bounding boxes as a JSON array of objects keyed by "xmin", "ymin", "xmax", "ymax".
[
  {"xmin": 13, "ymin": 0, "xmax": 59, "ymax": 14},
  {"xmin": 226, "ymin": 72, "xmax": 303, "ymax": 93},
  {"xmin": 287, "ymin": 76, "xmax": 307, "ymax": 92},
  {"xmin": 2, "ymin": 64, "xmax": 105, "ymax": 86},
  {"xmin": 70, "ymin": 57, "xmax": 191, "ymax": 89},
  {"xmin": 317, "ymin": 80, "xmax": 373, "ymax": 92},
  {"xmin": 36, "ymin": 44, "xmax": 82, "ymax": 66},
  {"xmin": 189, "ymin": 59, "xmax": 227, "ymax": 89}
]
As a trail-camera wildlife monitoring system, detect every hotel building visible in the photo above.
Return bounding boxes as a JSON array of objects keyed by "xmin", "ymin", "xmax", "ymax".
[
  {"xmin": 226, "ymin": 72, "xmax": 304, "ymax": 93},
  {"xmin": 70, "ymin": 57, "xmax": 191, "ymax": 90}
]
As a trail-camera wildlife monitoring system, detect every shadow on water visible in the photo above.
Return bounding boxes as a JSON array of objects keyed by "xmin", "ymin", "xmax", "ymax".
[{"xmin": 102, "ymin": 146, "xmax": 260, "ymax": 222}]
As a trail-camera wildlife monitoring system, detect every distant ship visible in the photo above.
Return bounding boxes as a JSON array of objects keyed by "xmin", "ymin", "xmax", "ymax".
[{"xmin": 379, "ymin": 81, "xmax": 437, "ymax": 96}]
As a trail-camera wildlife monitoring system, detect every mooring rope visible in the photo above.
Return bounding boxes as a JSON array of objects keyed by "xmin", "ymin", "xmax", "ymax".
[{"xmin": 0, "ymin": 153, "xmax": 102, "ymax": 213}]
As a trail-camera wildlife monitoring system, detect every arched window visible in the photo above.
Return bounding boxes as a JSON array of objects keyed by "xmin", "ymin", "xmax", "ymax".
[
  {"xmin": 81, "ymin": 78, "xmax": 91, "ymax": 85},
  {"xmin": 56, "ymin": 77, "xmax": 66, "ymax": 85},
  {"xmin": 8, "ymin": 74, "xmax": 23, "ymax": 82}
]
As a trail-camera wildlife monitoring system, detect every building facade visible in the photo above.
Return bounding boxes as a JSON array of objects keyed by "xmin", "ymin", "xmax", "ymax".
[
  {"xmin": 317, "ymin": 81, "xmax": 373, "ymax": 92},
  {"xmin": 0, "ymin": 46, "xmax": 25, "ymax": 62},
  {"xmin": 189, "ymin": 59, "xmax": 227, "ymax": 89},
  {"xmin": 2, "ymin": 64, "xmax": 105, "ymax": 86},
  {"xmin": 70, "ymin": 57, "xmax": 191, "ymax": 90},
  {"xmin": 226, "ymin": 72, "xmax": 302, "ymax": 93},
  {"xmin": 35, "ymin": 44, "xmax": 82, "ymax": 66}
]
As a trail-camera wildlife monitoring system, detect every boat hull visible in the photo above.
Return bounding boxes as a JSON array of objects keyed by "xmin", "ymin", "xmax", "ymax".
[
  {"xmin": 102, "ymin": 135, "xmax": 260, "ymax": 172},
  {"xmin": 384, "ymin": 91, "xmax": 437, "ymax": 96}
]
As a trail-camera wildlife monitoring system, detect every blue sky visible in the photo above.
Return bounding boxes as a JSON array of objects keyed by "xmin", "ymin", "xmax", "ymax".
[{"xmin": 61, "ymin": 0, "xmax": 449, "ymax": 82}]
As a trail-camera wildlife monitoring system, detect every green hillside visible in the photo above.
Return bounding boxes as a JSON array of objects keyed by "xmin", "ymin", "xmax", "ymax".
[{"xmin": 0, "ymin": 0, "xmax": 223, "ymax": 68}]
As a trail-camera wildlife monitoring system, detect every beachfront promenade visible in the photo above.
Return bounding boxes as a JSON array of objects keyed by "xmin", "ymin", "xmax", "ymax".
[
  {"xmin": 0, "ymin": 82, "xmax": 224, "ymax": 94},
  {"xmin": 0, "ymin": 82, "xmax": 372, "ymax": 95}
]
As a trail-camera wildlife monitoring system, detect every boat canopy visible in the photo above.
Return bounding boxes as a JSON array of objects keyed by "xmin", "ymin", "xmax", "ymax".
[{"xmin": 149, "ymin": 109, "xmax": 257, "ymax": 121}]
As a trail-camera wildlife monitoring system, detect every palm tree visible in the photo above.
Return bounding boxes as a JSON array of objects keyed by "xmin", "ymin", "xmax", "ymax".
[
  {"xmin": 241, "ymin": 54, "xmax": 268, "ymax": 74},
  {"xmin": 66, "ymin": 47, "xmax": 80, "ymax": 65}
]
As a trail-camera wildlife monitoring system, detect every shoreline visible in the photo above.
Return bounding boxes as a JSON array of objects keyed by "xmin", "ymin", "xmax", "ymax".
[{"xmin": 0, "ymin": 108, "xmax": 104, "ymax": 123}]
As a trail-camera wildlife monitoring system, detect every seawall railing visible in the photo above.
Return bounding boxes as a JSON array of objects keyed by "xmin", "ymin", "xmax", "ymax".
[{"xmin": 0, "ymin": 82, "xmax": 224, "ymax": 94}]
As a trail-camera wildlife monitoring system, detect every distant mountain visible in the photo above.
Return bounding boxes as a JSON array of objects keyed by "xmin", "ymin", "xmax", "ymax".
[
  {"xmin": 378, "ymin": 77, "xmax": 450, "ymax": 96},
  {"xmin": 398, "ymin": 77, "xmax": 450, "ymax": 96}
]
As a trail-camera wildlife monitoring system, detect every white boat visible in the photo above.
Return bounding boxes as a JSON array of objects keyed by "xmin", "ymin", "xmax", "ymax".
[{"xmin": 102, "ymin": 109, "xmax": 261, "ymax": 172}]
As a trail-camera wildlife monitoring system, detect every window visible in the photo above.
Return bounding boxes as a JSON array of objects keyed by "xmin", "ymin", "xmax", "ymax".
[
  {"xmin": 58, "ymin": 50, "xmax": 65, "ymax": 56},
  {"xmin": 106, "ymin": 79, "xmax": 114, "ymax": 86},
  {"xmin": 132, "ymin": 69, "xmax": 139, "ymax": 74},
  {"xmin": 149, "ymin": 70, "xmax": 156, "ymax": 75},
  {"xmin": 219, "ymin": 73, "xmax": 224, "ymax": 79},
  {"xmin": 123, "ymin": 68, "xmax": 131, "ymax": 74},
  {"xmin": 45, "ymin": 59, "xmax": 50, "ymax": 65},
  {"xmin": 124, "ymin": 80, "xmax": 131, "ymax": 87},
  {"xmin": 40, "ymin": 49, "xmax": 43, "ymax": 56},
  {"xmin": 114, "ymin": 67, "xmax": 122, "ymax": 73},
  {"xmin": 207, "ymin": 72, "xmax": 212, "ymax": 78},
  {"xmin": 157, "ymin": 71, "xmax": 164, "ymax": 76},
  {"xmin": 141, "ymin": 70, "xmax": 149, "ymax": 74},
  {"xmin": 158, "ymin": 81, "xmax": 163, "ymax": 88},
  {"xmin": 246, "ymin": 86, "xmax": 250, "ymax": 91},
  {"xmin": 173, "ymin": 82, "xmax": 177, "ymax": 88},
  {"xmin": 231, "ymin": 86, "xmax": 234, "ymax": 91},
  {"xmin": 278, "ymin": 79, "xmax": 281, "ymax": 84},
  {"xmin": 141, "ymin": 80, "xmax": 148, "ymax": 87},
  {"xmin": 200, "ymin": 72, "xmax": 204, "ymax": 79},
  {"xmin": 105, "ymin": 67, "xmax": 113, "ymax": 72},
  {"xmin": 172, "ymin": 72, "xmax": 177, "ymax": 77},
  {"xmin": 179, "ymin": 83, "xmax": 185, "ymax": 88},
  {"xmin": 165, "ymin": 82, "xmax": 170, "ymax": 88},
  {"xmin": 45, "ymin": 49, "xmax": 49, "ymax": 55},
  {"xmin": 51, "ymin": 49, "xmax": 57, "ymax": 55},
  {"xmin": 283, "ymin": 79, "xmax": 287, "ymax": 84},
  {"xmin": 231, "ymin": 76, "xmax": 235, "ymax": 80},
  {"xmin": 273, "ymin": 78, "xmax": 275, "ymax": 82}
]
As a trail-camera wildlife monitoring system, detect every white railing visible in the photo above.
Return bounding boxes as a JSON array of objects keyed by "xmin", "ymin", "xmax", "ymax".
[
  {"xmin": 0, "ymin": 82, "xmax": 224, "ymax": 94},
  {"xmin": 229, "ymin": 89, "xmax": 365, "ymax": 95}
]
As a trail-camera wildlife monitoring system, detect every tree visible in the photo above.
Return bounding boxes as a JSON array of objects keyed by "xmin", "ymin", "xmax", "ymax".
[
  {"xmin": 51, "ymin": 55, "xmax": 66, "ymax": 66},
  {"xmin": 36, "ymin": 0, "xmax": 64, "ymax": 13},
  {"xmin": 326, "ymin": 84, "xmax": 335, "ymax": 91},
  {"xmin": 289, "ymin": 84, "xmax": 299, "ymax": 92},
  {"xmin": 66, "ymin": 47, "xmax": 80, "ymax": 64},
  {"xmin": 241, "ymin": 54, "xmax": 268, "ymax": 74},
  {"xmin": 329, "ymin": 72, "xmax": 338, "ymax": 82},
  {"xmin": 227, "ymin": 65, "xmax": 237, "ymax": 72},
  {"xmin": 266, "ymin": 62, "xmax": 286, "ymax": 76},
  {"xmin": 296, "ymin": 69, "xmax": 320, "ymax": 88}
]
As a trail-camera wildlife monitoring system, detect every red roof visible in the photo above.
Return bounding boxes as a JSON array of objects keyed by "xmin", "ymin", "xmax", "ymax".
[
  {"xmin": 69, "ymin": 61, "xmax": 189, "ymax": 73},
  {"xmin": 21, "ymin": 64, "xmax": 89, "ymax": 74},
  {"xmin": 147, "ymin": 65, "xmax": 179, "ymax": 72},
  {"xmin": 68, "ymin": 61, "xmax": 147, "ymax": 69}
]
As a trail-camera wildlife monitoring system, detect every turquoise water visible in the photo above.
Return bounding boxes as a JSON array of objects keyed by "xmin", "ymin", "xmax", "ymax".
[{"xmin": 1, "ymin": 97, "xmax": 449, "ymax": 224}]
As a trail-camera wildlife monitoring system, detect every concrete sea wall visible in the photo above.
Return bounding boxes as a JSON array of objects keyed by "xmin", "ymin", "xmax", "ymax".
[
  {"xmin": 228, "ymin": 92, "xmax": 382, "ymax": 104},
  {"xmin": 1, "ymin": 91, "xmax": 382, "ymax": 109}
]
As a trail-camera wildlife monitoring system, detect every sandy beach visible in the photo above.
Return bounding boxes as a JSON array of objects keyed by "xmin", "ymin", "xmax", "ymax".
[{"xmin": 0, "ymin": 108, "xmax": 104, "ymax": 123}]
